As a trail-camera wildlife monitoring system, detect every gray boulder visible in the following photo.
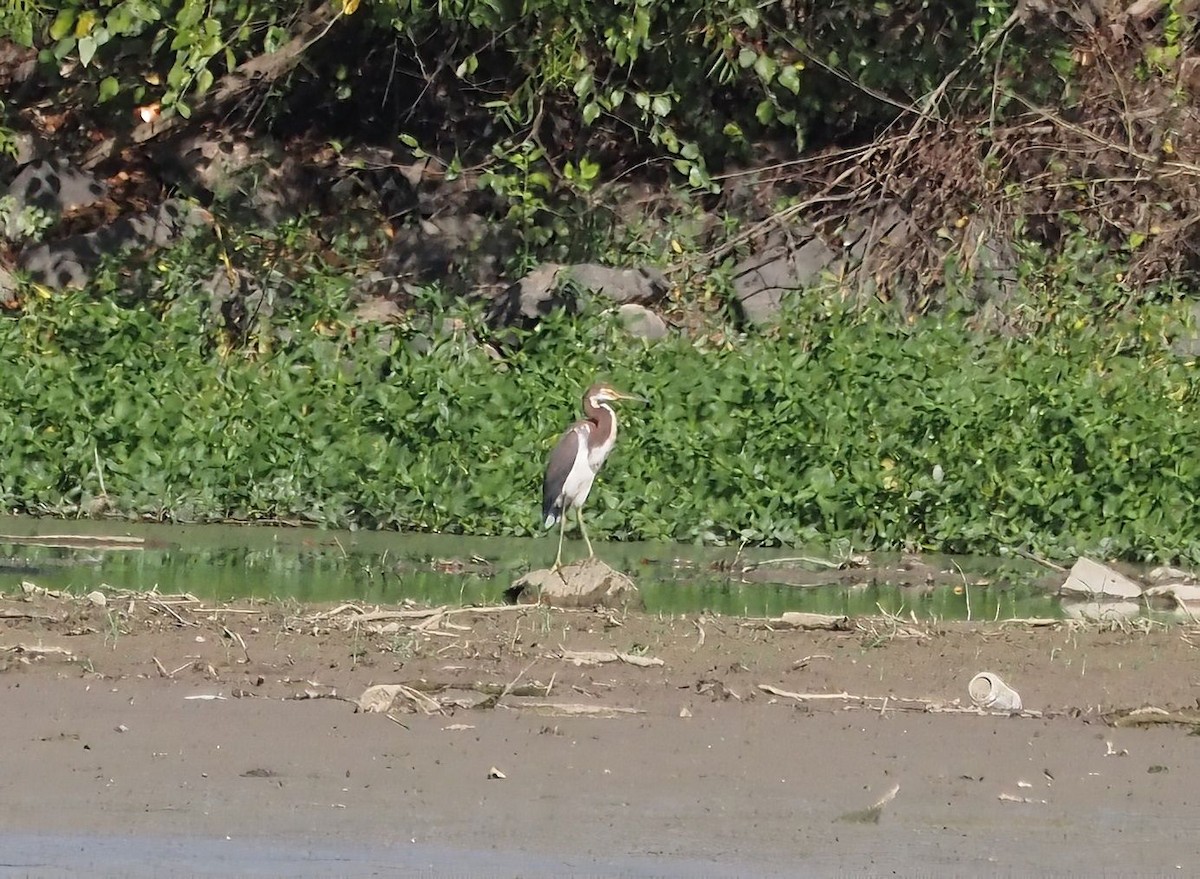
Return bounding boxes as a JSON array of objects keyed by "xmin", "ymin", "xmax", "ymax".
[
  {"xmin": 19, "ymin": 199, "xmax": 212, "ymax": 289},
  {"xmin": 487, "ymin": 262, "xmax": 667, "ymax": 329},
  {"xmin": 6, "ymin": 157, "xmax": 106, "ymax": 215},
  {"xmin": 732, "ymin": 233, "xmax": 837, "ymax": 325},
  {"xmin": 506, "ymin": 558, "xmax": 643, "ymax": 610}
]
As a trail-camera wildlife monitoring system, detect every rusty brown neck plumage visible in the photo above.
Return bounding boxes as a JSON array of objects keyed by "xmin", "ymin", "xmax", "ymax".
[{"xmin": 581, "ymin": 393, "xmax": 615, "ymax": 452}]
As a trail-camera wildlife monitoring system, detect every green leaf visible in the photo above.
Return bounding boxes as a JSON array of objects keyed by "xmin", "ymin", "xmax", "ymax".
[
  {"xmin": 264, "ymin": 26, "xmax": 287, "ymax": 54},
  {"xmin": 98, "ymin": 76, "xmax": 120, "ymax": 102},
  {"xmin": 573, "ymin": 70, "xmax": 593, "ymax": 98},
  {"xmin": 195, "ymin": 67, "xmax": 214, "ymax": 95},
  {"xmin": 740, "ymin": 8, "xmax": 760, "ymax": 28},
  {"xmin": 650, "ymin": 95, "xmax": 671, "ymax": 117},
  {"xmin": 755, "ymin": 100, "xmax": 774, "ymax": 125},
  {"xmin": 753, "ymin": 53, "xmax": 778, "ymax": 83},
  {"xmin": 582, "ymin": 102, "xmax": 600, "ymax": 125},
  {"xmin": 49, "ymin": 10, "xmax": 76, "ymax": 41},
  {"xmin": 454, "ymin": 54, "xmax": 477, "ymax": 78},
  {"xmin": 10, "ymin": 17, "xmax": 33, "ymax": 46},
  {"xmin": 78, "ymin": 35, "xmax": 97, "ymax": 67},
  {"xmin": 177, "ymin": 0, "xmax": 203, "ymax": 30},
  {"xmin": 687, "ymin": 164, "xmax": 712, "ymax": 191},
  {"xmin": 105, "ymin": 6, "xmax": 133, "ymax": 35},
  {"xmin": 53, "ymin": 36, "xmax": 77, "ymax": 61},
  {"xmin": 778, "ymin": 64, "xmax": 801, "ymax": 94},
  {"xmin": 737, "ymin": 47, "xmax": 756, "ymax": 69}
]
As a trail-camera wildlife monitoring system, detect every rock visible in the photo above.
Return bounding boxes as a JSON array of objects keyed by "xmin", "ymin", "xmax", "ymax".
[
  {"xmin": 1170, "ymin": 302, "xmax": 1200, "ymax": 359},
  {"xmin": 561, "ymin": 263, "xmax": 666, "ymax": 303},
  {"xmin": 1146, "ymin": 565, "xmax": 1197, "ymax": 584},
  {"xmin": 1061, "ymin": 600, "xmax": 1141, "ymax": 622},
  {"xmin": 85, "ymin": 591, "xmax": 107, "ymax": 608},
  {"xmin": 170, "ymin": 134, "xmax": 318, "ymax": 225},
  {"xmin": 732, "ymin": 233, "xmax": 838, "ymax": 325},
  {"xmin": 6, "ymin": 157, "xmax": 106, "ymax": 215},
  {"xmin": 617, "ymin": 303, "xmax": 668, "ymax": 340},
  {"xmin": 486, "ymin": 263, "xmax": 570, "ymax": 328},
  {"xmin": 506, "ymin": 558, "xmax": 643, "ymax": 610},
  {"xmin": 353, "ymin": 296, "xmax": 404, "ymax": 323},
  {"xmin": 1144, "ymin": 583, "xmax": 1200, "ymax": 606},
  {"xmin": 382, "ymin": 211, "xmax": 512, "ymax": 294},
  {"xmin": 19, "ymin": 199, "xmax": 212, "ymax": 289},
  {"xmin": 1058, "ymin": 557, "xmax": 1143, "ymax": 600},
  {"xmin": 196, "ymin": 263, "xmax": 277, "ymax": 342},
  {"xmin": 487, "ymin": 262, "xmax": 667, "ymax": 330},
  {"xmin": 0, "ymin": 265, "xmax": 17, "ymax": 308}
]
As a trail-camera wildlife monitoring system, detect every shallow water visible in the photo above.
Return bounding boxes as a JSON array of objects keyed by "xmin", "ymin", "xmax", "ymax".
[
  {"xmin": 0, "ymin": 832, "xmax": 795, "ymax": 879},
  {"xmin": 0, "ymin": 516, "xmax": 1067, "ymax": 620}
]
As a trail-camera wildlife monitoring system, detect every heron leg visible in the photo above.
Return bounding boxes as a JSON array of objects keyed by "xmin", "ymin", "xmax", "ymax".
[
  {"xmin": 553, "ymin": 511, "xmax": 566, "ymax": 570},
  {"xmin": 577, "ymin": 505, "xmax": 594, "ymax": 558}
]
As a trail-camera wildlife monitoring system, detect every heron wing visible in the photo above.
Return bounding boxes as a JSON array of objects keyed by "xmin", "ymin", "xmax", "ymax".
[{"xmin": 542, "ymin": 423, "xmax": 586, "ymax": 527}]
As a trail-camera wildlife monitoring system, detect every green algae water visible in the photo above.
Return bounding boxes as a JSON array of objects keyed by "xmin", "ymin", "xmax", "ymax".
[{"xmin": 0, "ymin": 516, "xmax": 1063, "ymax": 620}]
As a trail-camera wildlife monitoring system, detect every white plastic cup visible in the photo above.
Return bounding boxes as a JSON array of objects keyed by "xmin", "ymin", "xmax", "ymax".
[{"xmin": 968, "ymin": 671, "xmax": 1023, "ymax": 711}]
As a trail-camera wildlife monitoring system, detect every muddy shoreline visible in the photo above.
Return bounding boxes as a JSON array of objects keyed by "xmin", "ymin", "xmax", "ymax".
[{"xmin": 2, "ymin": 588, "xmax": 1198, "ymax": 877}]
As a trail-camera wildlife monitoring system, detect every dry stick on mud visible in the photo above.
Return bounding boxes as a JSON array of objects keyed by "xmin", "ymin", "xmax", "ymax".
[
  {"xmin": 2, "ymin": 643, "xmax": 72, "ymax": 657},
  {"xmin": 318, "ymin": 604, "xmax": 530, "ymax": 627},
  {"xmin": 1106, "ymin": 706, "xmax": 1200, "ymax": 730},
  {"xmin": 150, "ymin": 600, "xmax": 199, "ymax": 628},
  {"xmin": 151, "ymin": 657, "xmax": 192, "ymax": 678},
  {"xmin": 757, "ymin": 684, "xmax": 1048, "ymax": 718},
  {"xmin": 0, "ymin": 608, "xmax": 59, "ymax": 622},
  {"xmin": 741, "ymin": 612, "xmax": 851, "ymax": 631},
  {"xmin": 553, "ymin": 648, "xmax": 665, "ymax": 668},
  {"xmin": 504, "ymin": 701, "xmax": 645, "ymax": 719}
]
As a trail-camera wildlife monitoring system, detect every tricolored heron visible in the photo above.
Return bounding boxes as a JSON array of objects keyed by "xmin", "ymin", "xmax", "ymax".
[{"xmin": 541, "ymin": 382, "xmax": 645, "ymax": 568}]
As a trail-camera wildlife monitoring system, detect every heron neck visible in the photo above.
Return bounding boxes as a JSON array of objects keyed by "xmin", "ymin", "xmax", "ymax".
[{"xmin": 584, "ymin": 399, "xmax": 617, "ymax": 448}]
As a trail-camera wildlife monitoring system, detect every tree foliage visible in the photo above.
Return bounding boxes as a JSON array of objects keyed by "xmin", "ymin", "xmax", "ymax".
[{"xmin": 8, "ymin": 0, "xmax": 1028, "ymax": 186}]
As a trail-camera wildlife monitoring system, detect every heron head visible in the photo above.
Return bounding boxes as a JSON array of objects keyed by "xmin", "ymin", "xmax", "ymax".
[{"xmin": 585, "ymin": 382, "xmax": 647, "ymax": 407}]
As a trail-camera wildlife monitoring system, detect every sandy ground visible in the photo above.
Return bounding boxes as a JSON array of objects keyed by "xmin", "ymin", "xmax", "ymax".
[{"xmin": 2, "ymin": 586, "xmax": 1200, "ymax": 877}]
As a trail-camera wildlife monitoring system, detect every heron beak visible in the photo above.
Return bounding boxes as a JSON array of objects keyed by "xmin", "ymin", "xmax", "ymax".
[{"xmin": 613, "ymin": 390, "xmax": 650, "ymax": 405}]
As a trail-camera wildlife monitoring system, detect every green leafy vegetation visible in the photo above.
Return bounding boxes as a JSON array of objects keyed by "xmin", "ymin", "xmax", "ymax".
[
  {"xmin": 2, "ymin": 1, "xmax": 1199, "ymax": 568},
  {"xmin": 2, "ymin": 231, "xmax": 1198, "ymax": 564}
]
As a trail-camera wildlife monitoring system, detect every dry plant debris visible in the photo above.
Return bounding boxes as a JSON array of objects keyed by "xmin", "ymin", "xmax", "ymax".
[{"xmin": 551, "ymin": 648, "xmax": 665, "ymax": 668}]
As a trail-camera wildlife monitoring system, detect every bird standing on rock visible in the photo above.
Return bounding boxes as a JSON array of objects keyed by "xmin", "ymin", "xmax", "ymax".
[{"xmin": 541, "ymin": 382, "xmax": 646, "ymax": 569}]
